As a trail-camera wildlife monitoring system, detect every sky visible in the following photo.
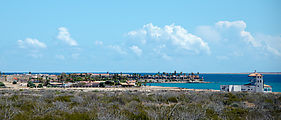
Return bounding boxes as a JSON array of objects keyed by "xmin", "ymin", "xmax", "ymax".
[{"xmin": 0, "ymin": 0, "xmax": 281, "ymax": 73}]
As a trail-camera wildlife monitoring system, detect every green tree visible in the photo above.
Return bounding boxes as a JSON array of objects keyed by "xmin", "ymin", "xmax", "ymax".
[
  {"xmin": 0, "ymin": 82, "xmax": 5, "ymax": 87},
  {"xmin": 27, "ymin": 81, "xmax": 36, "ymax": 88},
  {"xmin": 13, "ymin": 81, "xmax": 17, "ymax": 84},
  {"xmin": 99, "ymin": 82, "xmax": 105, "ymax": 87},
  {"xmin": 37, "ymin": 84, "xmax": 43, "ymax": 88}
]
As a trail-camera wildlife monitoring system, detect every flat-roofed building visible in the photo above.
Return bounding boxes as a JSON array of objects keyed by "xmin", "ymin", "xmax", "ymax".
[{"xmin": 221, "ymin": 71, "xmax": 272, "ymax": 93}]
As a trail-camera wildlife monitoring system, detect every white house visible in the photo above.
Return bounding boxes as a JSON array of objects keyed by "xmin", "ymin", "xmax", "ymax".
[{"xmin": 220, "ymin": 72, "xmax": 272, "ymax": 93}]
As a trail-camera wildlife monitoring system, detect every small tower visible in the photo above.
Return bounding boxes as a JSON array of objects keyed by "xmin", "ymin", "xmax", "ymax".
[{"xmin": 248, "ymin": 71, "xmax": 264, "ymax": 92}]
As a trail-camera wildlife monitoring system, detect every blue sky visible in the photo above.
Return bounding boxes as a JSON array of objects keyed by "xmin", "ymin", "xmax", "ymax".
[{"xmin": 0, "ymin": 0, "xmax": 280, "ymax": 73}]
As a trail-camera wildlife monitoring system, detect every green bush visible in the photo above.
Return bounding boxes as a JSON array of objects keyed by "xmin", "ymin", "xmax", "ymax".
[
  {"xmin": 223, "ymin": 93, "xmax": 241, "ymax": 105},
  {"xmin": 0, "ymin": 89, "xmax": 280, "ymax": 120},
  {"xmin": 18, "ymin": 101, "xmax": 36, "ymax": 112},
  {"xmin": 54, "ymin": 95, "xmax": 73, "ymax": 102},
  {"xmin": 37, "ymin": 84, "xmax": 43, "ymax": 88},
  {"xmin": 224, "ymin": 107, "xmax": 248, "ymax": 120},
  {"xmin": 205, "ymin": 109, "xmax": 220, "ymax": 120},
  {"xmin": 0, "ymin": 82, "xmax": 5, "ymax": 87},
  {"xmin": 167, "ymin": 97, "xmax": 178, "ymax": 103},
  {"xmin": 27, "ymin": 81, "xmax": 36, "ymax": 88},
  {"xmin": 13, "ymin": 81, "xmax": 17, "ymax": 84},
  {"xmin": 64, "ymin": 112, "xmax": 93, "ymax": 120},
  {"xmin": 99, "ymin": 82, "xmax": 105, "ymax": 87}
]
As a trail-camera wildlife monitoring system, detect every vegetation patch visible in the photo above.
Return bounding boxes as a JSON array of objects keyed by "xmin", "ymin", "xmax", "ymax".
[{"xmin": 0, "ymin": 89, "xmax": 279, "ymax": 120}]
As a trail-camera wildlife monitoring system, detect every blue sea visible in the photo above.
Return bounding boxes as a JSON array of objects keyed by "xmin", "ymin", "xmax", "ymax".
[{"xmin": 147, "ymin": 74, "xmax": 281, "ymax": 92}]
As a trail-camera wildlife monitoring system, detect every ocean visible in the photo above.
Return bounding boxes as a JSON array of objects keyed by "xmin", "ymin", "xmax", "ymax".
[{"xmin": 147, "ymin": 74, "xmax": 281, "ymax": 92}]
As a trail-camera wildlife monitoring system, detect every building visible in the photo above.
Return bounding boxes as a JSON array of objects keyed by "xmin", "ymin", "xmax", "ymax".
[{"xmin": 220, "ymin": 72, "xmax": 272, "ymax": 93}]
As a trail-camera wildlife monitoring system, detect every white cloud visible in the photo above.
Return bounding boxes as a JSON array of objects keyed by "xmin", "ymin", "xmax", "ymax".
[
  {"xmin": 57, "ymin": 27, "xmax": 78, "ymax": 46},
  {"xmin": 128, "ymin": 23, "xmax": 211, "ymax": 55},
  {"xmin": 108, "ymin": 45, "xmax": 127, "ymax": 55},
  {"xmin": 127, "ymin": 30, "xmax": 147, "ymax": 44},
  {"xmin": 71, "ymin": 53, "xmax": 80, "ymax": 59},
  {"xmin": 29, "ymin": 53, "xmax": 43, "ymax": 58},
  {"xmin": 161, "ymin": 53, "xmax": 172, "ymax": 60},
  {"xmin": 240, "ymin": 31, "xmax": 261, "ymax": 47},
  {"xmin": 129, "ymin": 45, "xmax": 142, "ymax": 56},
  {"xmin": 215, "ymin": 20, "xmax": 246, "ymax": 31},
  {"xmin": 128, "ymin": 31, "xmax": 137, "ymax": 36},
  {"xmin": 55, "ymin": 55, "xmax": 65, "ymax": 60},
  {"xmin": 216, "ymin": 56, "xmax": 229, "ymax": 60},
  {"xmin": 232, "ymin": 51, "xmax": 244, "ymax": 57},
  {"xmin": 18, "ymin": 38, "xmax": 47, "ymax": 48},
  {"xmin": 196, "ymin": 26, "xmax": 221, "ymax": 42},
  {"xmin": 95, "ymin": 41, "xmax": 103, "ymax": 45},
  {"xmin": 215, "ymin": 21, "xmax": 260, "ymax": 47},
  {"xmin": 196, "ymin": 20, "xmax": 281, "ymax": 57},
  {"xmin": 255, "ymin": 34, "xmax": 281, "ymax": 56}
]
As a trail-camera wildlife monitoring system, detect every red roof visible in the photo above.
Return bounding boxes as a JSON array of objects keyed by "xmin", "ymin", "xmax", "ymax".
[
  {"xmin": 264, "ymin": 84, "xmax": 272, "ymax": 88},
  {"xmin": 248, "ymin": 73, "xmax": 262, "ymax": 77}
]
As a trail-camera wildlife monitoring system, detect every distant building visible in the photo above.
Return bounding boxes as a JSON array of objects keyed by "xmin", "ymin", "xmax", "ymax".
[{"xmin": 220, "ymin": 72, "xmax": 272, "ymax": 93}]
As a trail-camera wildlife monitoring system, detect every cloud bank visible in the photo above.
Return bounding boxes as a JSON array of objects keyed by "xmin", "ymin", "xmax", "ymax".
[
  {"xmin": 18, "ymin": 38, "xmax": 47, "ymax": 48},
  {"xmin": 57, "ymin": 27, "xmax": 78, "ymax": 46},
  {"xmin": 196, "ymin": 20, "xmax": 281, "ymax": 57},
  {"xmin": 130, "ymin": 45, "xmax": 142, "ymax": 56},
  {"xmin": 126, "ymin": 23, "xmax": 210, "ymax": 59}
]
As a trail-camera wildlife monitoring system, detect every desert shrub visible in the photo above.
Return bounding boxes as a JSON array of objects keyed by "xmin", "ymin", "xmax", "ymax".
[
  {"xmin": 8, "ymin": 95, "xmax": 19, "ymax": 101},
  {"xmin": 121, "ymin": 109, "xmax": 150, "ymax": 120},
  {"xmin": 37, "ymin": 84, "xmax": 43, "ymax": 88},
  {"xmin": 223, "ymin": 107, "xmax": 248, "ymax": 120},
  {"xmin": 223, "ymin": 93, "xmax": 241, "ymax": 105},
  {"xmin": 92, "ymin": 90, "xmax": 99, "ymax": 92},
  {"xmin": 265, "ymin": 98, "xmax": 273, "ymax": 104},
  {"xmin": 54, "ymin": 95, "xmax": 73, "ymax": 102},
  {"xmin": 205, "ymin": 109, "xmax": 220, "ymax": 120},
  {"xmin": 105, "ymin": 80, "xmax": 114, "ymax": 85},
  {"xmin": 231, "ymin": 103, "xmax": 239, "ymax": 107},
  {"xmin": 55, "ymin": 90, "xmax": 61, "ymax": 94},
  {"xmin": 132, "ymin": 110, "xmax": 150, "ymax": 120},
  {"xmin": 0, "ymin": 82, "xmax": 5, "ymax": 87},
  {"xmin": 0, "ymin": 89, "xmax": 280, "ymax": 120},
  {"xmin": 63, "ymin": 112, "xmax": 96, "ymax": 120},
  {"xmin": 12, "ymin": 112, "xmax": 31, "ymax": 120},
  {"xmin": 167, "ymin": 96, "xmax": 178, "ymax": 103},
  {"xmin": 18, "ymin": 101, "xmax": 36, "ymax": 112}
]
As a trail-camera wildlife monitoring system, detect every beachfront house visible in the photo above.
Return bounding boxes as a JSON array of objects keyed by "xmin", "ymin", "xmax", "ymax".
[{"xmin": 220, "ymin": 72, "xmax": 272, "ymax": 93}]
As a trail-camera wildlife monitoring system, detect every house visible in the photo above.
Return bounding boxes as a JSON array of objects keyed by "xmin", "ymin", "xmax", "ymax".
[
  {"xmin": 220, "ymin": 72, "xmax": 272, "ymax": 93},
  {"xmin": 120, "ymin": 80, "xmax": 136, "ymax": 87},
  {"xmin": 49, "ymin": 82, "xmax": 64, "ymax": 87}
]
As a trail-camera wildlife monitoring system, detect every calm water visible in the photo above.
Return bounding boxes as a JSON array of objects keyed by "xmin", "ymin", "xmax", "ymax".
[{"xmin": 147, "ymin": 74, "xmax": 281, "ymax": 92}]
